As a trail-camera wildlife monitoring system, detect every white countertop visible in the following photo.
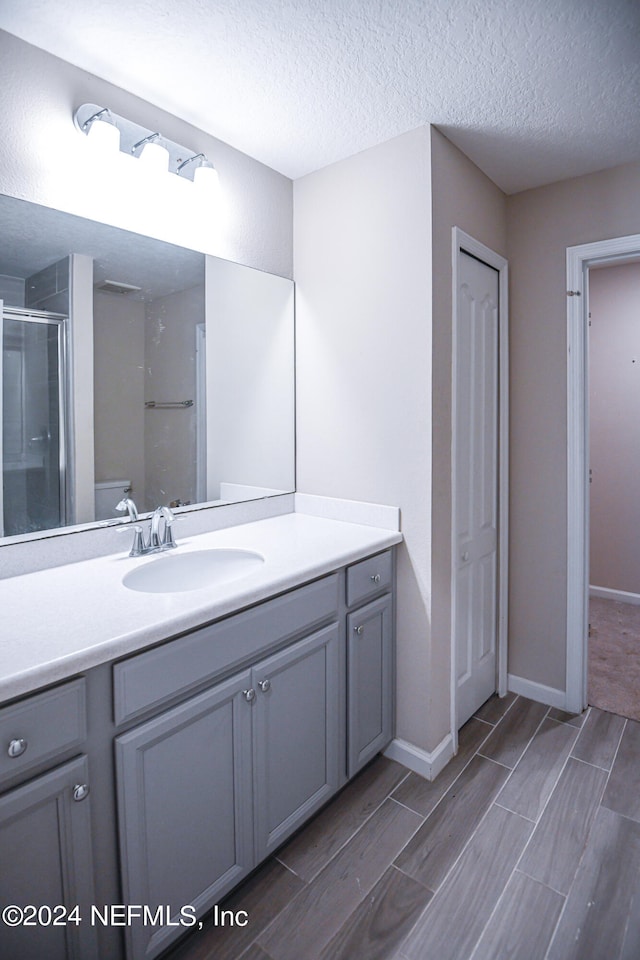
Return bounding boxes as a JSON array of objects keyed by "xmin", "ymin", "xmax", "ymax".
[{"xmin": 0, "ymin": 513, "xmax": 402, "ymax": 703}]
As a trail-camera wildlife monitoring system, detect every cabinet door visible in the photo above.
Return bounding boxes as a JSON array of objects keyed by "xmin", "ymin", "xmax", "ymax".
[
  {"xmin": 0, "ymin": 756, "xmax": 98, "ymax": 960},
  {"xmin": 347, "ymin": 595, "xmax": 393, "ymax": 777},
  {"xmin": 253, "ymin": 623, "xmax": 342, "ymax": 860},
  {"xmin": 115, "ymin": 671, "xmax": 253, "ymax": 960}
]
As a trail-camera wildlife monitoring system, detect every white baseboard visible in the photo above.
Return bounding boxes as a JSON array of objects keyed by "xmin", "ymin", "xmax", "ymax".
[
  {"xmin": 590, "ymin": 585, "xmax": 640, "ymax": 606},
  {"xmin": 383, "ymin": 733, "xmax": 454, "ymax": 781},
  {"xmin": 507, "ymin": 674, "xmax": 566, "ymax": 710}
]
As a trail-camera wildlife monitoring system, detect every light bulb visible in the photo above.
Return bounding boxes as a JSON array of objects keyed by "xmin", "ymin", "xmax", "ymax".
[
  {"xmin": 86, "ymin": 115, "xmax": 120, "ymax": 152},
  {"xmin": 139, "ymin": 141, "xmax": 169, "ymax": 174},
  {"xmin": 194, "ymin": 163, "xmax": 220, "ymax": 192}
]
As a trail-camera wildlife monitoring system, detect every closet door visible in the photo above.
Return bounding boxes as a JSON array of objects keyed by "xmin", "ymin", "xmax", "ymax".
[{"xmin": 454, "ymin": 250, "xmax": 500, "ymax": 727}]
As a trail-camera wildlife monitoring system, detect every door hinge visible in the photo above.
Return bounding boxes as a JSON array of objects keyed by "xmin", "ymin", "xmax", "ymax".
[
  {"xmin": 589, "ymin": 468, "xmax": 593, "ymax": 484},
  {"xmin": 567, "ymin": 290, "xmax": 581, "ymax": 297}
]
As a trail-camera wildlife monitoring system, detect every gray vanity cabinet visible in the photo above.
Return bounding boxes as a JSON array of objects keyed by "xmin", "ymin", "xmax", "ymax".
[
  {"xmin": 252, "ymin": 622, "xmax": 341, "ymax": 860},
  {"xmin": 115, "ymin": 671, "xmax": 254, "ymax": 960},
  {"xmin": 116, "ymin": 620, "xmax": 342, "ymax": 960},
  {"xmin": 0, "ymin": 546, "xmax": 395, "ymax": 960},
  {"xmin": 0, "ymin": 678, "xmax": 97, "ymax": 960},
  {"xmin": 346, "ymin": 551, "xmax": 394, "ymax": 777},
  {"xmin": 0, "ymin": 755, "xmax": 98, "ymax": 960}
]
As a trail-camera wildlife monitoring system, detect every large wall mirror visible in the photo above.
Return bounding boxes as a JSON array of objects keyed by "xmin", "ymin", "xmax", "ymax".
[{"xmin": 0, "ymin": 194, "xmax": 295, "ymax": 541}]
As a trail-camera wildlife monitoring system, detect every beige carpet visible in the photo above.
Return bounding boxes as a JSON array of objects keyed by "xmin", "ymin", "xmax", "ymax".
[{"xmin": 589, "ymin": 596, "xmax": 640, "ymax": 722}]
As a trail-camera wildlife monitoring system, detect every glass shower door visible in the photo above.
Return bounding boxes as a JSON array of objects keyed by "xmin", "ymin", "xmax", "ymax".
[{"xmin": 1, "ymin": 306, "xmax": 67, "ymax": 537}]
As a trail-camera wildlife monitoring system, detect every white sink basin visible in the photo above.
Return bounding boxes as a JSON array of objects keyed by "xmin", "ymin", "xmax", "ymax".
[{"xmin": 122, "ymin": 548, "xmax": 264, "ymax": 593}]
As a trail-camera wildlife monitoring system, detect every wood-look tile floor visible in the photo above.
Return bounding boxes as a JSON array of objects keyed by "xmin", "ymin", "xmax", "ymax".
[{"xmin": 165, "ymin": 695, "xmax": 640, "ymax": 960}]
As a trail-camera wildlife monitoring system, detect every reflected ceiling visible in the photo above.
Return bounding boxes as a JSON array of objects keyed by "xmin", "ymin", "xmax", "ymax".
[{"xmin": 0, "ymin": 195, "xmax": 203, "ymax": 300}]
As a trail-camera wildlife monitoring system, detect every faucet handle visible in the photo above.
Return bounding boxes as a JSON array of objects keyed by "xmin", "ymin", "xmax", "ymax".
[
  {"xmin": 117, "ymin": 523, "xmax": 146, "ymax": 556},
  {"xmin": 161, "ymin": 506, "xmax": 177, "ymax": 548},
  {"xmin": 163, "ymin": 522, "xmax": 177, "ymax": 549},
  {"xmin": 130, "ymin": 526, "xmax": 146, "ymax": 556}
]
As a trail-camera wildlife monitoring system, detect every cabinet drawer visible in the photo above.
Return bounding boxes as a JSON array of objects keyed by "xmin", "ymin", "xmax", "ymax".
[
  {"xmin": 346, "ymin": 550, "xmax": 393, "ymax": 607},
  {"xmin": 0, "ymin": 679, "xmax": 86, "ymax": 787},
  {"xmin": 114, "ymin": 573, "xmax": 339, "ymax": 726}
]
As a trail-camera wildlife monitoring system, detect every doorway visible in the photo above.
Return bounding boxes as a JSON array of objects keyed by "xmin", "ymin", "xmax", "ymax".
[
  {"xmin": 451, "ymin": 229, "xmax": 509, "ymax": 742},
  {"xmin": 588, "ymin": 259, "xmax": 640, "ymax": 719},
  {"xmin": 566, "ymin": 233, "xmax": 640, "ymax": 714}
]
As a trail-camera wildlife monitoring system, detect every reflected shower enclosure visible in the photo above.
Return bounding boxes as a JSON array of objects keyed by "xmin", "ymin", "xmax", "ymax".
[{"xmin": 1, "ymin": 307, "xmax": 67, "ymax": 536}]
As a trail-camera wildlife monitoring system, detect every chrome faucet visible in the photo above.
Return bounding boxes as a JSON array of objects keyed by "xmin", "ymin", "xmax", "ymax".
[
  {"xmin": 150, "ymin": 505, "xmax": 177, "ymax": 551},
  {"xmin": 116, "ymin": 498, "xmax": 178, "ymax": 557}
]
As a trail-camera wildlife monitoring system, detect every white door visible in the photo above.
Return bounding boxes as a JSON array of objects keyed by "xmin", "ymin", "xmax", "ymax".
[{"xmin": 454, "ymin": 251, "xmax": 500, "ymax": 726}]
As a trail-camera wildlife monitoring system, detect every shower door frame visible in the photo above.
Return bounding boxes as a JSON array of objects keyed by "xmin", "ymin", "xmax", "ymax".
[{"xmin": 1, "ymin": 305, "xmax": 69, "ymax": 536}]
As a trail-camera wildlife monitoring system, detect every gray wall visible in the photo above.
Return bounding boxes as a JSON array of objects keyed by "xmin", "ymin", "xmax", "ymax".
[
  {"xmin": 144, "ymin": 285, "xmax": 204, "ymax": 508},
  {"xmin": 94, "ymin": 284, "xmax": 205, "ymax": 513},
  {"xmin": 69, "ymin": 254, "xmax": 95, "ymax": 523},
  {"xmin": 589, "ymin": 261, "xmax": 640, "ymax": 595},
  {"xmin": 507, "ymin": 160, "xmax": 640, "ymax": 691},
  {"xmin": 0, "ymin": 274, "xmax": 25, "ymax": 307},
  {"xmin": 93, "ymin": 291, "xmax": 146, "ymax": 503},
  {"xmin": 205, "ymin": 258, "xmax": 294, "ymax": 501}
]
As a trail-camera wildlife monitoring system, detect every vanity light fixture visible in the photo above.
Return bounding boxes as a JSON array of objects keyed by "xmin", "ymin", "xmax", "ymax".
[
  {"xmin": 177, "ymin": 153, "xmax": 220, "ymax": 189},
  {"xmin": 132, "ymin": 132, "xmax": 170, "ymax": 173},
  {"xmin": 77, "ymin": 106, "xmax": 121, "ymax": 151},
  {"xmin": 73, "ymin": 103, "xmax": 218, "ymax": 186}
]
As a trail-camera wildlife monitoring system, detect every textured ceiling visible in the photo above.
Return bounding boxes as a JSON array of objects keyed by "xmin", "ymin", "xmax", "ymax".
[{"xmin": 1, "ymin": 0, "xmax": 639, "ymax": 193}]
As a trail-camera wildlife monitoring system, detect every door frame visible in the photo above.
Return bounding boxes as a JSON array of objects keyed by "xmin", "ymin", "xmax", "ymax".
[
  {"xmin": 450, "ymin": 228, "xmax": 509, "ymax": 750},
  {"xmin": 566, "ymin": 232, "xmax": 640, "ymax": 713}
]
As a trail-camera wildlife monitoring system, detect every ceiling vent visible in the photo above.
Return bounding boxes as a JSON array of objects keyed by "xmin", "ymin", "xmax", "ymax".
[{"xmin": 95, "ymin": 279, "xmax": 142, "ymax": 295}]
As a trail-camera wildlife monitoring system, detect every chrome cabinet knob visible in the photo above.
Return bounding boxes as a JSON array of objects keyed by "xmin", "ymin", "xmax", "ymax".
[
  {"xmin": 243, "ymin": 688, "xmax": 256, "ymax": 703},
  {"xmin": 258, "ymin": 679, "xmax": 271, "ymax": 693},
  {"xmin": 354, "ymin": 625, "xmax": 364, "ymax": 635},
  {"xmin": 7, "ymin": 738, "xmax": 27, "ymax": 758},
  {"xmin": 73, "ymin": 783, "xmax": 90, "ymax": 802},
  {"xmin": 370, "ymin": 573, "xmax": 381, "ymax": 583}
]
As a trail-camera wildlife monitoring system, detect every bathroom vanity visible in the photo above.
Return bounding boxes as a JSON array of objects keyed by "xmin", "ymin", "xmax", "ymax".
[{"xmin": 0, "ymin": 511, "xmax": 400, "ymax": 960}]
